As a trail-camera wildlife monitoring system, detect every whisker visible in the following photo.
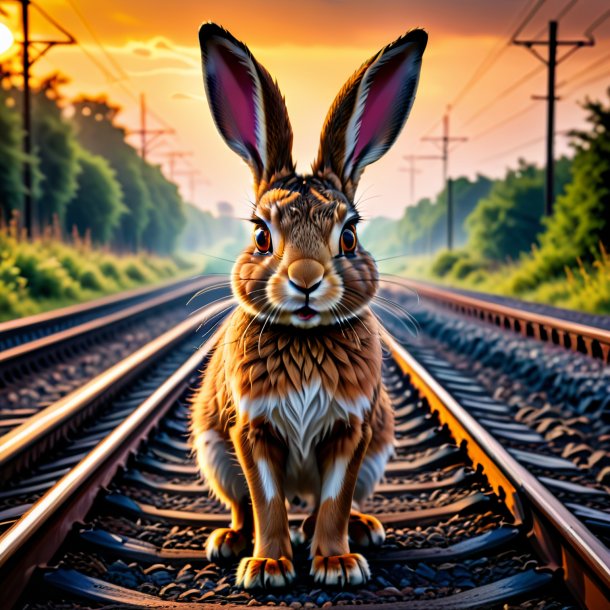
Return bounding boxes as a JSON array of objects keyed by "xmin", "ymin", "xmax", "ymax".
[
  {"xmin": 192, "ymin": 250, "xmax": 239, "ymax": 265},
  {"xmin": 369, "ymin": 300, "xmax": 417, "ymax": 342}
]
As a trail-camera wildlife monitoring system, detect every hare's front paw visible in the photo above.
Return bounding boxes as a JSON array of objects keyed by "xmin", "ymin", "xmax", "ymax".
[
  {"xmin": 310, "ymin": 553, "xmax": 370, "ymax": 586},
  {"xmin": 349, "ymin": 511, "xmax": 386, "ymax": 547},
  {"xmin": 206, "ymin": 527, "xmax": 249, "ymax": 562},
  {"xmin": 236, "ymin": 556, "xmax": 295, "ymax": 589}
]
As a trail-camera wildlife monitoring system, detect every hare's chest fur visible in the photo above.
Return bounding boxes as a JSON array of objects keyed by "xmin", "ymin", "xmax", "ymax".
[{"xmin": 238, "ymin": 377, "xmax": 369, "ymax": 498}]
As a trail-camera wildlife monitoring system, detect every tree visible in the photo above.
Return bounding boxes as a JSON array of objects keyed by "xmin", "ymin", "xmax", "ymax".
[
  {"xmin": 362, "ymin": 174, "xmax": 493, "ymax": 259},
  {"xmin": 141, "ymin": 163, "xmax": 186, "ymax": 254},
  {"xmin": 65, "ymin": 146, "xmax": 126, "ymax": 244},
  {"xmin": 72, "ymin": 97, "xmax": 152, "ymax": 251},
  {"xmin": 534, "ymin": 94, "xmax": 610, "ymax": 274},
  {"xmin": 0, "ymin": 85, "xmax": 27, "ymax": 218},
  {"xmin": 466, "ymin": 158, "xmax": 570, "ymax": 261},
  {"xmin": 31, "ymin": 75, "xmax": 80, "ymax": 228}
]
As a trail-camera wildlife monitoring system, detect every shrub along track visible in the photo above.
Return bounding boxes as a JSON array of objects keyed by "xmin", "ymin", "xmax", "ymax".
[{"xmin": 1, "ymin": 304, "xmax": 607, "ymax": 608}]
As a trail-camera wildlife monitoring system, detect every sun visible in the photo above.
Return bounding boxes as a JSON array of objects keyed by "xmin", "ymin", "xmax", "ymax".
[{"xmin": 0, "ymin": 22, "xmax": 15, "ymax": 56}]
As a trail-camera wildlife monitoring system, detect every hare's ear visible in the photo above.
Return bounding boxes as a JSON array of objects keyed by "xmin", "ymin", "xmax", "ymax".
[
  {"xmin": 199, "ymin": 23, "xmax": 294, "ymax": 190},
  {"xmin": 312, "ymin": 29, "xmax": 427, "ymax": 199}
]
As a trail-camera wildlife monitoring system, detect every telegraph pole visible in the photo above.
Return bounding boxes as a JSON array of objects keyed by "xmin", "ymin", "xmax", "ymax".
[
  {"xmin": 401, "ymin": 154, "xmax": 444, "ymax": 205},
  {"xmin": 513, "ymin": 20, "xmax": 594, "ymax": 216},
  {"xmin": 174, "ymin": 169, "xmax": 204, "ymax": 202},
  {"xmin": 14, "ymin": 0, "xmax": 75, "ymax": 237},
  {"xmin": 159, "ymin": 151, "xmax": 193, "ymax": 180},
  {"xmin": 129, "ymin": 94, "xmax": 174, "ymax": 162},
  {"xmin": 421, "ymin": 108, "xmax": 468, "ymax": 250},
  {"xmin": 21, "ymin": 0, "xmax": 32, "ymax": 236}
]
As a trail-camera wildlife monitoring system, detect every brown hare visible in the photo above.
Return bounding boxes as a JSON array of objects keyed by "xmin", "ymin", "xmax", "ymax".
[{"xmin": 192, "ymin": 22, "xmax": 427, "ymax": 589}]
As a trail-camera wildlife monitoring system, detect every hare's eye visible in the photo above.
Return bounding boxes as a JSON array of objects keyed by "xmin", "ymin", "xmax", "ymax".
[
  {"xmin": 340, "ymin": 224, "xmax": 357, "ymax": 255},
  {"xmin": 254, "ymin": 226, "xmax": 272, "ymax": 254}
]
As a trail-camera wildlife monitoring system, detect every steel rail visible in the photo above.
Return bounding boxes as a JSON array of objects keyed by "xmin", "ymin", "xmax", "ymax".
[
  {"xmin": 0, "ymin": 298, "xmax": 232, "ymax": 481},
  {"xmin": 0, "ymin": 276, "xmax": 205, "ymax": 350},
  {"xmin": 382, "ymin": 328, "xmax": 610, "ymax": 609},
  {"xmin": 388, "ymin": 276, "xmax": 610, "ymax": 363},
  {"xmin": 0, "ymin": 302, "xmax": 230, "ymax": 608},
  {"xmin": 0, "ymin": 276, "xmax": 224, "ymax": 377}
]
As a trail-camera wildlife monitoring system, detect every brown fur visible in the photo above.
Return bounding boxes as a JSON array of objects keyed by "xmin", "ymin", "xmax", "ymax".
[{"xmin": 195, "ymin": 22, "xmax": 426, "ymax": 589}]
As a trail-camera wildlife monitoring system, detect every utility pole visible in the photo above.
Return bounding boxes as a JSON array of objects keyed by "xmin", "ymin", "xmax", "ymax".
[
  {"xmin": 401, "ymin": 155, "xmax": 444, "ymax": 205},
  {"xmin": 13, "ymin": 0, "xmax": 75, "ymax": 237},
  {"xmin": 159, "ymin": 151, "xmax": 193, "ymax": 180},
  {"xmin": 128, "ymin": 93, "xmax": 174, "ymax": 162},
  {"xmin": 21, "ymin": 0, "xmax": 31, "ymax": 237},
  {"xmin": 401, "ymin": 154, "xmax": 444, "ymax": 255},
  {"xmin": 513, "ymin": 20, "xmax": 594, "ymax": 216},
  {"xmin": 174, "ymin": 169, "xmax": 205, "ymax": 203},
  {"xmin": 421, "ymin": 107, "xmax": 468, "ymax": 251}
]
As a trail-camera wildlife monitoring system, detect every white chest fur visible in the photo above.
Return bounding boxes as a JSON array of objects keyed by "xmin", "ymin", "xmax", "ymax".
[
  {"xmin": 237, "ymin": 377, "xmax": 369, "ymax": 460},
  {"xmin": 238, "ymin": 379, "xmax": 369, "ymax": 502}
]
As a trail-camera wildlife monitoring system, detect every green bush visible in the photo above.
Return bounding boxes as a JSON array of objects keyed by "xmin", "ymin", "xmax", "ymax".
[
  {"xmin": 99, "ymin": 258, "xmax": 124, "ymax": 284},
  {"xmin": 450, "ymin": 256, "xmax": 483, "ymax": 280},
  {"xmin": 123, "ymin": 260, "xmax": 153, "ymax": 283},
  {"xmin": 0, "ymin": 227, "xmax": 192, "ymax": 321},
  {"xmin": 431, "ymin": 250, "xmax": 462, "ymax": 277}
]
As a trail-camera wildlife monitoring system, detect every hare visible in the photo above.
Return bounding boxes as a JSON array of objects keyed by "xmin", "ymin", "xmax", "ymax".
[{"xmin": 192, "ymin": 22, "xmax": 427, "ymax": 589}]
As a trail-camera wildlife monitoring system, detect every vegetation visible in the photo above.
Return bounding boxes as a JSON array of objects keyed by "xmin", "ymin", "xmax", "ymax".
[
  {"xmin": 363, "ymin": 92, "xmax": 610, "ymax": 315},
  {"xmin": 0, "ymin": 74, "xmax": 187, "ymax": 254},
  {"xmin": 466, "ymin": 158, "xmax": 570, "ymax": 262},
  {"xmin": 0, "ymin": 215, "xmax": 196, "ymax": 321},
  {"xmin": 364, "ymin": 175, "xmax": 493, "ymax": 259}
]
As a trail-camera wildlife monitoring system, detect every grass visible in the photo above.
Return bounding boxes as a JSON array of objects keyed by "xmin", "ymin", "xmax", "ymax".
[
  {"xmin": 0, "ymin": 218, "xmax": 201, "ymax": 322},
  {"xmin": 389, "ymin": 245, "xmax": 610, "ymax": 316}
]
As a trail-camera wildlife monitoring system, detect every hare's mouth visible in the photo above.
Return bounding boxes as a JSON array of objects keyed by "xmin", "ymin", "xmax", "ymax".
[{"xmin": 295, "ymin": 305, "xmax": 318, "ymax": 321}]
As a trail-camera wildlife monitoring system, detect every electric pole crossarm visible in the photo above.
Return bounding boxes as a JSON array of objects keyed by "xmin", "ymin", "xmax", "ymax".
[{"xmin": 126, "ymin": 94, "xmax": 174, "ymax": 162}]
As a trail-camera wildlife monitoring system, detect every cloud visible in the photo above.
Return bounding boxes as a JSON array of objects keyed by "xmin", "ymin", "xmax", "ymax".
[{"xmin": 172, "ymin": 92, "xmax": 206, "ymax": 101}]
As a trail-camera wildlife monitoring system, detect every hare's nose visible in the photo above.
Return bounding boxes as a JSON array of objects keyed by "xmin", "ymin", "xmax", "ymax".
[{"xmin": 288, "ymin": 259, "xmax": 324, "ymax": 295}]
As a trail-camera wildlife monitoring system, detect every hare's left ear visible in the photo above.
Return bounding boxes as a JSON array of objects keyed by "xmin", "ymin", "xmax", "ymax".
[
  {"xmin": 199, "ymin": 23, "xmax": 294, "ymax": 192},
  {"xmin": 312, "ymin": 29, "xmax": 427, "ymax": 200}
]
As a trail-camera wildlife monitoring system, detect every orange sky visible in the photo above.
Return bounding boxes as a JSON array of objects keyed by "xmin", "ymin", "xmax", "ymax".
[{"xmin": 1, "ymin": 0, "xmax": 609, "ymax": 219}]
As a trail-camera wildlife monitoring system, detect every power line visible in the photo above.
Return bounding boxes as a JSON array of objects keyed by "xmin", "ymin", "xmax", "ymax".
[
  {"xmin": 450, "ymin": 0, "xmax": 544, "ymax": 110},
  {"xmin": 458, "ymin": 0, "xmax": 585, "ymax": 131},
  {"xmin": 460, "ymin": 64, "xmax": 545, "ymax": 129},
  {"xmin": 470, "ymin": 101, "xmax": 539, "ymax": 141},
  {"xmin": 57, "ymin": 3, "xmax": 182, "ymax": 153},
  {"xmin": 561, "ymin": 66, "xmax": 610, "ymax": 98},
  {"xmin": 479, "ymin": 135, "xmax": 545, "ymax": 164},
  {"xmin": 531, "ymin": 0, "xmax": 579, "ymax": 38},
  {"xmin": 416, "ymin": 0, "xmax": 541, "ymax": 140},
  {"xmin": 65, "ymin": 0, "xmax": 127, "ymax": 81}
]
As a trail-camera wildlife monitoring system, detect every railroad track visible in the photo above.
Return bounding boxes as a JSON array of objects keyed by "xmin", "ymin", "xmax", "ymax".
[
  {"xmin": 0, "ymin": 295, "xmax": 607, "ymax": 608},
  {"xmin": 389, "ymin": 277, "xmax": 610, "ymax": 363},
  {"xmin": 0, "ymin": 276, "xmax": 208, "ymax": 352},
  {"xmin": 0, "ymin": 275, "xmax": 230, "ymax": 444}
]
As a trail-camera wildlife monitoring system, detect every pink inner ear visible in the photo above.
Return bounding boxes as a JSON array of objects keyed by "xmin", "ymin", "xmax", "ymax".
[
  {"xmin": 209, "ymin": 44, "xmax": 258, "ymax": 151},
  {"xmin": 353, "ymin": 50, "xmax": 410, "ymax": 162}
]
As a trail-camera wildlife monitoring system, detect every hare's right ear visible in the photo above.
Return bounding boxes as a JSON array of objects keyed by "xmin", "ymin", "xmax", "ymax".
[
  {"xmin": 199, "ymin": 23, "xmax": 294, "ymax": 191},
  {"xmin": 312, "ymin": 29, "xmax": 427, "ymax": 201}
]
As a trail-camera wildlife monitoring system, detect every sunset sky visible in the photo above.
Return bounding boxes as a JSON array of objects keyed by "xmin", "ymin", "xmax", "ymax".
[{"xmin": 1, "ymin": 0, "xmax": 609, "ymax": 220}]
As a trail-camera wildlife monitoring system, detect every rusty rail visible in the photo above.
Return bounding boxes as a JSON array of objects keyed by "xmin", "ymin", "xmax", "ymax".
[{"xmin": 388, "ymin": 277, "xmax": 610, "ymax": 363}]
